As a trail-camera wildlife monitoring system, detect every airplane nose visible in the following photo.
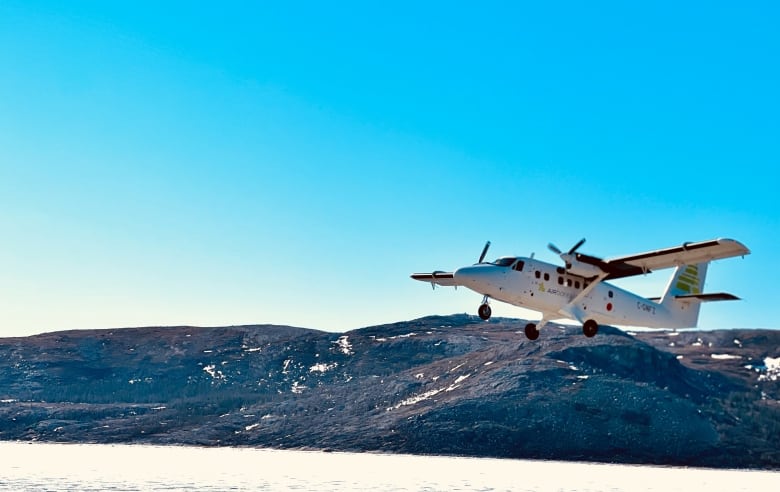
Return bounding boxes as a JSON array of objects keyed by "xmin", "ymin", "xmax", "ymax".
[{"xmin": 454, "ymin": 265, "xmax": 492, "ymax": 285}]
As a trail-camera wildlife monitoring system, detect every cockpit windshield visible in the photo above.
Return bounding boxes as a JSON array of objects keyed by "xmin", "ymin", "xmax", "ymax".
[{"xmin": 491, "ymin": 257, "xmax": 516, "ymax": 267}]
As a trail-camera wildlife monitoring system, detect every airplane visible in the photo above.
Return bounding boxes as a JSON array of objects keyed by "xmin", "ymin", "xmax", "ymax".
[{"xmin": 411, "ymin": 238, "xmax": 750, "ymax": 340}]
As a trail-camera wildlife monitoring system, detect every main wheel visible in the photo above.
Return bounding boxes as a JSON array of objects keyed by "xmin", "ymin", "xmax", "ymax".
[
  {"xmin": 478, "ymin": 303, "xmax": 492, "ymax": 320},
  {"xmin": 524, "ymin": 323, "xmax": 540, "ymax": 341},
  {"xmin": 582, "ymin": 319, "xmax": 599, "ymax": 337}
]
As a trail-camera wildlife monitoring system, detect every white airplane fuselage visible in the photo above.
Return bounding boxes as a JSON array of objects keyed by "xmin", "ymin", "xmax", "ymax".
[
  {"xmin": 455, "ymin": 257, "xmax": 688, "ymax": 329},
  {"xmin": 413, "ymin": 238, "xmax": 749, "ymax": 339}
]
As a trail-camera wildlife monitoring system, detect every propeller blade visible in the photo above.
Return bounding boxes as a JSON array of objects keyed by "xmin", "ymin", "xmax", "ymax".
[
  {"xmin": 547, "ymin": 243, "xmax": 562, "ymax": 255},
  {"xmin": 478, "ymin": 241, "xmax": 491, "ymax": 263},
  {"xmin": 568, "ymin": 238, "xmax": 586, "ymax": 255}
]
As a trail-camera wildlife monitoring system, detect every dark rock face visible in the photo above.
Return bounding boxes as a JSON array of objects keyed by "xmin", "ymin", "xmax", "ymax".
[{"xmin": 0, "ymin": 315, "xmax": 778, "ymax": 469}]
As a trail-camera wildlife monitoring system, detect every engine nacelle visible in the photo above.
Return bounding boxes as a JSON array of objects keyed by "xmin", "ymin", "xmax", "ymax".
[{"xmin": 562, "ymin": 255, "xmax": 604, "ymax": 278}]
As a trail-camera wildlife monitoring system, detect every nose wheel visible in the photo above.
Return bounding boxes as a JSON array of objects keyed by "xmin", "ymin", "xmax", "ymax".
[{"xmin": 478, "ymin": 302, "xmax": 492, "ymax": 320}]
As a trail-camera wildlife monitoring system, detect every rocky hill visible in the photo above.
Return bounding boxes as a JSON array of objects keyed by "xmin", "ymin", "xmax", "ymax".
[{"xmin": 1, "ymin": 315, "xmax": 778, "ymax": 469}]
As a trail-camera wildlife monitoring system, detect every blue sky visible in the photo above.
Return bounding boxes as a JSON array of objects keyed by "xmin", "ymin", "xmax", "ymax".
[{"xmin": 1, "ymin": 1, "xmax": 777, "ymax": 335}]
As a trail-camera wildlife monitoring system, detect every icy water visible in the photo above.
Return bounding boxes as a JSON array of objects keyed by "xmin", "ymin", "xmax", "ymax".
[{"xmin": 0, "ymin": 442, "xmax": 777, "ymax": 491}]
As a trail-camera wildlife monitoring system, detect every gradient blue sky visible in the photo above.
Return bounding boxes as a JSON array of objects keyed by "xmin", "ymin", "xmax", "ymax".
[{"xmin": 1, "ymin": 2, "xmax": 777, "ymax": 335}]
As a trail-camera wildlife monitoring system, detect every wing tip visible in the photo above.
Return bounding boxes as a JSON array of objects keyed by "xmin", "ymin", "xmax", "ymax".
[{"xmin": 715, "ymin": 237, "xmax": 751, "ymax": 255}]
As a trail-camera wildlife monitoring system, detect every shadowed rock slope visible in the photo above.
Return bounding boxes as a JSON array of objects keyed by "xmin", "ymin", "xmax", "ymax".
[{"xmin": 1, "ymin": 315, "xmax": 778, "ymax": 469}]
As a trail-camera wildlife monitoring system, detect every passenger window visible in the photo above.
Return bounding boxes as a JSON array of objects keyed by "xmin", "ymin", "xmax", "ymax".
[
  {"xmin": 575, "ymin": 281, "xmax": 580, "ymax": 289},
  {"xmin": 608, "ymin": 290, "xmax": 614, "ymax": 298},
  {"xmin": 566, "ymin": 278, "xmax": 572, "ymax": 287},
  {"xmin": 544, "ymin": 273, "xmax": 550, "ymax": 281},
  {"xmin": 535, "ymin": 270, "xmax": 540, "ymax": 278},
  {"xmin": 558, "ymin": 276, "xmax": 563, "ymax": 285}
]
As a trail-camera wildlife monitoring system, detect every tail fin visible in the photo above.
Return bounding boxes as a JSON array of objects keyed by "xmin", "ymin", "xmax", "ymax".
[{"xmin": 660, "ymin": 263, "xmax": 708, "ymax": 328}]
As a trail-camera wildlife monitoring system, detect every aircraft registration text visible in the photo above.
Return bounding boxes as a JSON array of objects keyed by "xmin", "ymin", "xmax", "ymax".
[{"xmin": 637, "ymin": 302, "xmax": 656, "ymax": 315}]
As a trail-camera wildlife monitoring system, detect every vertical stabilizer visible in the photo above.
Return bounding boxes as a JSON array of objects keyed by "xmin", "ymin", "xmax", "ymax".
[{"xmin": 660, "ymin": 263, "xmax": 708, "ymax": 327}]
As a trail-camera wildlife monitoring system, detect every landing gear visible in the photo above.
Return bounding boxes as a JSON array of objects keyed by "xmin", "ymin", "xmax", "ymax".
[
  {"xmin": 524, "ymin": 323, "xmax": 540, "ymax": 341},
  {"xmin": 582, "ymin": 319, "xmax": 599, "ymax": 338},
  {"xmin": 478, "ymin": 303, "xmax": 492, "ymax": 320}
]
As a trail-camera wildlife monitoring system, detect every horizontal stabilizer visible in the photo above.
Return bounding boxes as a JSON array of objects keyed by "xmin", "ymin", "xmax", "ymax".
[
  {"xmin": 647, "ymin": 292, "xmax": 740, "ymax": 303},
  {"xmin": 674, "ymin": 292, "xmax": 740, "ymax": 302}
]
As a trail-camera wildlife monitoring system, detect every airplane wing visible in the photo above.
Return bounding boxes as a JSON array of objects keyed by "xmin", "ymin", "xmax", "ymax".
[
  {"xmin": 410, "ymin": 271, "xmax": 460, "ymax": 288},
  {"xmin": 576, "ymin": 238, "xmax": 750, "ymax": 280}
]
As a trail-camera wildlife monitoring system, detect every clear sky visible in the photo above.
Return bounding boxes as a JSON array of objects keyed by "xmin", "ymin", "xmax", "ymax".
[{"xmin": 1, "ymin": 1, "xmax": 777, "ymax": 336}]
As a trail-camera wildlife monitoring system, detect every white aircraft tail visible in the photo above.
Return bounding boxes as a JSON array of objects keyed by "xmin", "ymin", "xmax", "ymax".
[{"xmin": 660, "ymin": 263, "xmax": 708, "ymax": 328}]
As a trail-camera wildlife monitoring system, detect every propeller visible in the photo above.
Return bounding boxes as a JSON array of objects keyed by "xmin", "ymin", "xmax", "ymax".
[
  {"xmin": 478, "ymin": 241, "xmax": 491, "ymax": 263},
  {"xmin": 548, "ymin": 238, "xmax": 607, "ymax": 277},
  {"xmin": 568, "ymin": 238, "xmax": 586, "ymax": 255},
  {"xmin": 548, "ymin": 238, "xmax": 586, "ymax": 269},
  {"xmin": 548, "ymin": 238, "xmax": 586, "ymax": 257}
]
